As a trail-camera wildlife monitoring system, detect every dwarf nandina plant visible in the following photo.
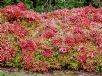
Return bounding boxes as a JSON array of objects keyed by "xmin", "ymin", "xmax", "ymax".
[{"xmin": 0, "ymin": 2, "xmax": 102, "ymax": 72}]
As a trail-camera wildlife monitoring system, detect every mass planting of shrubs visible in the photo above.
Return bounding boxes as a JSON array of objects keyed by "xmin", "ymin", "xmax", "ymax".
[{"xmin": 0, "ymin": 2, "xmax": 102, "ymax": 72}]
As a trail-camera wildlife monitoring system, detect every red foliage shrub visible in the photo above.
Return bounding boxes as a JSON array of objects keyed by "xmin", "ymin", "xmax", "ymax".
[
  {"xmin": 20, "ymin": 40, "xmax": 37, "ymax": 51},
  {"xmin": 0, "ymin": 3, "xmax": 102, "ymax": 72}
]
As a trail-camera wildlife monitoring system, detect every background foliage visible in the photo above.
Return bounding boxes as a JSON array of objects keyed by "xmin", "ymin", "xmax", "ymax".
[{"xmin": 0, "ymin": 0, "xmax": 102, "ymax": 12}]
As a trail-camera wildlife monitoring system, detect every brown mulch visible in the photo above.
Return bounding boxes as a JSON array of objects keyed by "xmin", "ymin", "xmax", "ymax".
[{"xmin": 0, "ymin": 66, "xmax": 102, "ymax": 76}]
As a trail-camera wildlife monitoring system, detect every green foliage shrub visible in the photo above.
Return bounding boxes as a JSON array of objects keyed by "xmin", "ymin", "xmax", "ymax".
[{"xmin": 0, "ymin": 0, "xmax": 102, "ymax": 12}]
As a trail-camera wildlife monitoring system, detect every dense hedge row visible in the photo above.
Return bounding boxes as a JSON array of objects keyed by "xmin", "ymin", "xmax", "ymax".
[{"xmin": 0, "ymin": 2, "xmax": 102, "ymax": 72}]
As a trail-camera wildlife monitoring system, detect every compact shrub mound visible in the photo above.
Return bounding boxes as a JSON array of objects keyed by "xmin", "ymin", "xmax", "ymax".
[{"xmin": 0, "ymin": 2, "xmax": 102, "ymax": 72}]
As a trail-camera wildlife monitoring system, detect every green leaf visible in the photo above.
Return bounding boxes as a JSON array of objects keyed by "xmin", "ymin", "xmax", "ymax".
[
  {"xmin": 3, "ymin": 0, "xmax": 12, "ymax": 4},
  {"xmin": 13, "ymin": 53, "xmax": 21, "ymax": 68}
]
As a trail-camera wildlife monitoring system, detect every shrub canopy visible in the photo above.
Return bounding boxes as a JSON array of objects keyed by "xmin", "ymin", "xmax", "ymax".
[{"xmin": 0, "ymin": 2, "xmax": 102, "ymax": 72}]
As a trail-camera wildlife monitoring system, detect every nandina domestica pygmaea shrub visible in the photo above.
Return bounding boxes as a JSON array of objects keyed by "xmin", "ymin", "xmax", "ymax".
[{"xmin": 0, "ymin": 2, "xmax": 102, "ymax": 72}]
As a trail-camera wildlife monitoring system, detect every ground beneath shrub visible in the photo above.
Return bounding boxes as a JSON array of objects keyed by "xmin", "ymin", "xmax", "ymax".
[{"xmin": 0, "ymin": 67, "xmax": 102, "ymax": 76}]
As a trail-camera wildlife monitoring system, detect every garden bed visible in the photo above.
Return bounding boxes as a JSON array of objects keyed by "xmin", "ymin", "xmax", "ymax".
[
  {"xmin": 0, "ymin": 67, "xmax": 102, "ymax": 76},
  {"xmin": 0, "ymin": 2, "xmax": 102, "ymax": 73}
]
